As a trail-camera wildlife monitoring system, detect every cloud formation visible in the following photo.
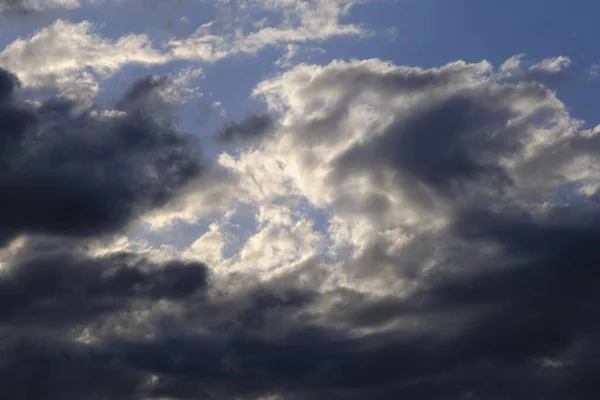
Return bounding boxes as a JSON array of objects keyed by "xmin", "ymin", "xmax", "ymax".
[
  {"xmin": 0, "ymin": 0, "xmax": 367, "ymax": 102},
  {"xmin": 216, "ymin": 112, "xmax": 276, "ymax": 143},
  {"xmin": 0, "ymin": 246, "xmax": 208, "ymax": 327},
  {"xmin": 2, "ymin": 9, "xmax": 600, "ymax": 397},
  {"xmin": 0, "ymin": 68, "xmax": 204, "ymax": 245},
  {"xmin": 168, "ymin": 56, "xmax": 600, "ymax": 399},
  {"xmin": 0, "ymin": 20, "xmax": 170, "ymax": 100}
]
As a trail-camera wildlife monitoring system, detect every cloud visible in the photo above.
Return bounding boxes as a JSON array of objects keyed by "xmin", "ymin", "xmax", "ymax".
[
  {"xmin": 0, "ymin": 0, "xmax": 368, "ymax": 103},
  {"xmin": 500, "ymin": 54, "xmax": 573, "ymax": 80},
  {"xmin": 249, "ymin": 58, "xmax": 587, "ymax": 226},
  {"xmin": 275, "ymin": 44, "xmax": 300, "ymax": 69},
  {"xmin": 0, "ymin": 20, "xmax": 170, "ymax": 100},
  {"xmin": 0, "ymin": 67, "xmax": 205, "ymax": 245},
  {"xmin": 216, "ymin": 112, "xmax": 276, "ymax": 143},
  {"xmin": 144, "ymin": 55, "xmax": 600, "ymax": 398},
  {"xmin": 116, "ymin": 69, "xmax": 203, "ymax": 112},
  {"xmin": 167, "ymin": 0, "xmax": 365, "ymax": 62},
  {"xmin": 0, "ymin": 246, "xmax": 208, "ymax": 327},
  {"xmin": 0, "ymin": 0, "xmax": 79, "ymax": 15},
  {"xmin": 2, "ymin": 54, "xmax": 600, "ymax": 400}
]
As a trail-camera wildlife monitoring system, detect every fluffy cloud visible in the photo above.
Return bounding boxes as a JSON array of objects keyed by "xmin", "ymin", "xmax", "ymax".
[
  {"xmin": 2, "ymin": 51, "xmax": 600, "ymax": 400},
  {"xmin": 0, "ymin": 245, "xmax": 208, "ymax": 327},
  {"xmin": 0, "ymin": 68, "xmax": 204, "ymax": 245},
  {"xmin": 0, "ymin": 20, "xmax": 170, "ymax": 100},
  {"xmin": 0, "ymin": 0, "xmax": 367, "ymax": 102},
  {"xmin": 173, "ymin": 56, "xmax": 600, "ymax": 398}
]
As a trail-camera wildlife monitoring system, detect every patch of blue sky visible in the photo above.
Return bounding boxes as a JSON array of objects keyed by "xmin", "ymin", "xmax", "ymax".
[
  {"xmin": 128, "ymin": 218, "xmax": 212, "ymax": 251},
  {"xmin": 219, "ymin": 202, "xmax": 260, "ymax": 260}
]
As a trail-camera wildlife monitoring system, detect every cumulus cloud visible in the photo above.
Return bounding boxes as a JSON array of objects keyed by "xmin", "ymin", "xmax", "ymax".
[
  {"xmin": 0, "ymin": 20, "xmax": 170, "ymax": 100},
  {"xmin": 0, "ymin": 67, "xmax": 205, "ymax": 245},
  {"xmin": 0, "ymin": 0, "xmax": 368, "ymax": 104},
  {"xmin": 3, "ymin": 50, "xmax": 600, "ymax": 400},
  {"xmin": 165, "ymin": 56, "xmax": 600, "ymax": 398},
  {"xmin": 0, "ymin": 246, "xmax": 208, "ymax": 327}
]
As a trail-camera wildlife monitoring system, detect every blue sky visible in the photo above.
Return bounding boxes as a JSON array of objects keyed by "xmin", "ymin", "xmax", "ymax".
[{"xmin": 2, "ymin": 1, "xmax": 600, "ymax": 399}]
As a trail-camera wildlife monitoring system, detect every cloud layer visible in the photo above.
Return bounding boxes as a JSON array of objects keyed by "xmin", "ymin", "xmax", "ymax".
[
  {"xmin": 0, "ymin": 68, "xmax": 205, "ymax": 246},
  {"xmin": 1, "ymin": 52, "xmax": 600, "ymax": 399},
  {"xmin": 2, "ymin": 2, "xmax": 600, "ymax": 399}
]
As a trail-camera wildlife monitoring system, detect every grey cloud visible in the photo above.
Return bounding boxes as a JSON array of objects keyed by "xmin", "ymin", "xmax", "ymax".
[
  {"xmin": 2, "ymin": 210, "xmax": 600, "ymax": 400},
  {"xmin": 0, "ymin": 67, "xmax": 204, "ymax": 245},
  {"xmin": 330, "ymin": 83, "xmax": 556, "ymax": 204},
  {"xmin": 216, "ymin": 112, "xmax": 276, "ymax": 144},
  {"xmin": 115, "ymin": 74, "xmax": 188, "ymax": 113},
  {"xmin": 0, "ymin": 249, "xmax": 208, "ymax": 327},
  {"xmin": 0, "ymin": 68, "xmax": 20, "ymax": 99},
  {"xmin": 286, "ymin": 61, "xmax": 493, "ymax": 147},
  {"xmin": 333, "ymin": 93, "xmax": 507, "ymax": 194},
  {"xmin": 116, "ymin": 74, "xmax": 172, "ymax": 109},
  {"xmin": 303, "ymin": 60, "xmax": 488, "ymax": 99},
  {"xmin": 2, "ymin": 56, "xmax": 600, "ymax": 400}
]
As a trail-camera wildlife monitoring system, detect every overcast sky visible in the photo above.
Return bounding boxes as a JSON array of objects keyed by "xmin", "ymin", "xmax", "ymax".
[{"xmin": 1, "ymin": 1, "xmax": 600, "ymax": 399}]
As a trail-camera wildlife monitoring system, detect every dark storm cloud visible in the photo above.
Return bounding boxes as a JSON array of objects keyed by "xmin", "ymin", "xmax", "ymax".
[
  {"xmin": 1, "ymin": 57, "xmax": 600, "ymax": 400},
  {"xmin": 3, "ymin": 200, "xmax": 600, "ymax": 400},
  {"xmin": 0, "ymin": 67, "xmax": 204, "ymax": 245},
  {"xmin": 0, "ymin": 356, "xmax": 145, "ymax": 400},
  {"xmin": 0, "ymin": 67, "xmax": 210, "ymax": 399},
  {"xmin": 330, "ymin": 84, "xmax": 553, "ymax": 200},
  {"xmin": 75, "ymin": 201, "xmax": 598, "ymax": 400},
  {"xmin": 0, "ymin": 249, "xmax": 208, "ymax": 326},
  {"xmin": 216, "ymin": 112, "xmax": 276, "ymax": 143},
  {"xmin": 0, "ymin": 68, "xmax": 20, "ymax": 99}
]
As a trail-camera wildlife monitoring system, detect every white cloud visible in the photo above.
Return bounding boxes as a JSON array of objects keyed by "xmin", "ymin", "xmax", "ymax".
[
  {"xmin": 0, "ymin": 0, "xmax": 372, "ymax": 102},
  {"xmin": 185, "ymin": 222, "xmax": 228, "ymax": 266},
  {"xmin": 589, "ymin": 62, "xmax": 600, "ymax": 79},
  {"xmin": 530, "ymin": 55, "xmax": 572, "ymax": 73},
  {"xmin": 275, "ymin": 44, "xmax": 299, "ymax": 68},
  {"xmin": 0, "ymin": 20, "xmax": 170, "ymax": 100},
  {"xmin": 500, "ymin": 54, "xmax": 572, "ymax": 79},
  {"xmin": 172, "ymin": 56, "xmax": 597, "ymax": 285},
  {"xmin": 140, "ymin": 163, "xmax": 242, "ymax": 230},
  {"xmin": 167, "ymin": 0, "xmax": 366, "ymax": 62}
]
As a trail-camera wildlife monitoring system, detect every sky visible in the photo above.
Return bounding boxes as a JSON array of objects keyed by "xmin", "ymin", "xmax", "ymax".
[{"xmin": 1, "ymin": 1, "xmax": 600, "ymax": 399}]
